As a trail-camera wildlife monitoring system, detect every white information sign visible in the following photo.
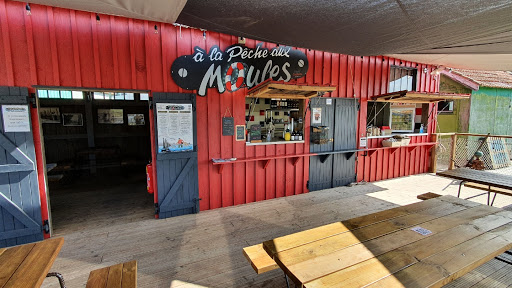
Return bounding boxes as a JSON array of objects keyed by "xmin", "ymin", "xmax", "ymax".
[
  {"xmin": 359, "ymin": 137, "xmax": 367, "ymax": 148},
  {"xmin": 156, "ymin": 103, "xmax": 194, "ymax": 153},
  {"xmin": 312, "ymin": 107, "xmax": 322, "ymax": 124},
  {"xmin": 326, "ymin": 98, "xmax": 332, "ymax": 105},
  {"xmin": 2, "ymin": 105, "xmax": 31, "ymax": 132},
  {"xmin": 411, "ymin": 226, "xmax": 432, "ymax": 236}
]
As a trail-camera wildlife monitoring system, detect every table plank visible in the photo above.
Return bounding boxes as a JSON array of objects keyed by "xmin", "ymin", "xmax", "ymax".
[
  {"xmin": 275, "ymin": 201, "xmax": 486, "ymax": 267},
  {"xmin": 286, "ymin": 206, "xmax": 511, "ymax": 285},
  {"xmin": 4, "ymin": 237, "xmax": 64, "ymax": 288},
  {"xmin": 86, "ymin": 267, "xmax": 109, "ymax": 288},
  {"xmin": 0, "ymin": 243, "xmax": 35, "ymax": 287},
  {"xmin": 263, "ymin": 196, "xmax": 475, "ymax": 257},
  {"xmin": 106, "ymin": 263, "xmax": 123, "ymax": 288},
  {"xmin": 366, "ymin": 223, "xmax": 512, "ymax": 288},
  {"xmin": 121, "ymin": 261, "xmax": 137, "ymax": 288},
  {"xmin": 304, "ymin": 213, "xmax": 512, "ymax": 288}
]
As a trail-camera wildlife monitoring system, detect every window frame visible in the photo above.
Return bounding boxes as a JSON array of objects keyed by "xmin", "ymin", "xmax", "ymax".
[{"xmin": 388, "ymin": 66, "xmax": 418, "ymax": 93}]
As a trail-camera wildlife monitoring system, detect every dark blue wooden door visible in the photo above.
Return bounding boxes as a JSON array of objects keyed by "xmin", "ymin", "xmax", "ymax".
[
  {"xmin": 309, "ymin": 98, "xmax": 335, "ymax": 191},
  {"xmin": 153, "ymin": 93, "xmax": 199, "ymax": 219},
  {"xmin": 309, "ymin": 98, "xmax": 357, "ymax": 191},
  {"xmin": 332, "ymin": 98, "xmax": 358, "ymax": 187},
  {"xmin": 0, "ymin": 87, "xmax": 43, "ymax": 248}
]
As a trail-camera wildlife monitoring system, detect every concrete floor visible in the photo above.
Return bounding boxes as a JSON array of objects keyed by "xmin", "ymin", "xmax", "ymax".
[{"xmin": 41, "ymin": 173, "xmax": 512, "ymax": 288}]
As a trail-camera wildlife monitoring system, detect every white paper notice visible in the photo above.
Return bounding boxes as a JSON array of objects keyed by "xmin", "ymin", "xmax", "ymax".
[
  {"xmin": 2, "ymin": 105, "xmax": 31, "ymax": 132},
  {"xmin": 156, "ymin": 103, "xmax": 194, "ymax": 153},
  {"xmin": 312, "ymin": 107, "xmax": 322, "ymax": 124},
  {"xmin": 360, "ymin": 137, "xmax": 367, "ymax": 147},
  {"xmin": 411, "ymin": 226, "xmax": 432, "ymax": 236}
]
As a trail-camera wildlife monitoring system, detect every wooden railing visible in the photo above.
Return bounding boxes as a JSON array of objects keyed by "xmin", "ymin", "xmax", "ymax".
[{"xmin": 431, "ymin": 133, "xmax": 512, "ymax": 172}]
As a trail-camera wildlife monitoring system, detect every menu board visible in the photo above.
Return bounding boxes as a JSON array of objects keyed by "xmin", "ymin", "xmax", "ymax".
[
  {"xmin": 222, "ymin": 117, "xmax": 234, "ymax": 136},
  {"xmin": 236, "ymin": 125, "xmax": 245, "ymax": 141},
  {"xmin": 2, "ymin": 105, "xmax": 31, "ymax": 132},
  {"xmin": 156, "ymin": 103, "xmax": 194, "ymax": 153}
]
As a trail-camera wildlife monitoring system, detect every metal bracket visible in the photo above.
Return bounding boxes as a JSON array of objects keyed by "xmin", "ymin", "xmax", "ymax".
[
  {"xmin": 306, "ymin": 180, "xmax": 309, "ymax": 190},
  {"xmin": 149, "ymin": 99, "xmax": 154, "ymax": 110},
  {"xmin": 154, "ymin": 203, "xmax": 159, "ymax": 215},
  {"xmin": 29, "ymin": 94, "xmax": 37, "ymax": 108},
  {"xmin": 42, "ymin": 219, "xmax": 50, "ymax": 234}
]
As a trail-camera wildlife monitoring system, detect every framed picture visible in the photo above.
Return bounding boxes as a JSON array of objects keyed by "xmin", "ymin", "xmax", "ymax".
[
  {"xmin": 98, "ymin": 109, "xmax": 123, "ymax": 124},
  {"xmin": 128, "ymin": 114, "xmax": 145, "ymax": 126},
  {"xmin": 236, "ymin": 125, "xmax": 245, "ymax": 141},
  {"xmin": 40, "ymin": 107, "xmax": 60, "ymax": 123},
  {"xmin": 62, "ymin": 113, "xmax": 83, "ymax": 126}
]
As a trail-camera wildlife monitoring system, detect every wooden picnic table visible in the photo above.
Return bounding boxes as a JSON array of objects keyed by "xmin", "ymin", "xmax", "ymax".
[
  {"xmin": 437, "ymin": 168, "xmax": 512, "ymax": 190},
  {"xmin": 437, "ymin": 168, "xmax": 512, "ymax": 205},
  {"xmin": 0, "ymin": 237, "xmax": 65, "ymax": 288},
  {"xmin": 250, "ymin": 195, "xmax": 512, "ymax": 287}
]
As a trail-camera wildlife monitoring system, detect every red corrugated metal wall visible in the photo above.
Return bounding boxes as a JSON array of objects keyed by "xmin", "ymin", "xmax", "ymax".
[{"xmin": 0, "ymin": 1, "xmax": 439, "ymax": 211}]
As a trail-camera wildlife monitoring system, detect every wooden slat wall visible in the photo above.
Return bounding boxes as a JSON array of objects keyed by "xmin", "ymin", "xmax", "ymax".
[{"xmin": 0, "ymin": 1, "xmax": 438, "ymax": 211}]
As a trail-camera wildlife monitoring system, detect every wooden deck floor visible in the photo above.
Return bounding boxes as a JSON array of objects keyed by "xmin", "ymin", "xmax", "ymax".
[{"xmin": 41, "ymin": 173, "xmax": 512, "ymax": 288}]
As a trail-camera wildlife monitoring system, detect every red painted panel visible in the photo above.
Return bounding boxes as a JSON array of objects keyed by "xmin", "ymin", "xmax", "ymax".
[
  {"xmin": 7, "ymin": 1, "xmax": 31, "ymax": 86},
  {"xmin": 323, "ymin": 52, "xmax": 331, "ymax": 86},
  {"xmin": 285, "ymin": 144, "xmax": 295, "ymax": 196}
]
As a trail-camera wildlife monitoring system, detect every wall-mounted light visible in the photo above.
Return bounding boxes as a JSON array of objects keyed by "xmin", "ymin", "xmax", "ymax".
[
  {"xmin": 423, "ymin": 67, "xmax": 428, "ymax": 73},
  {"xmin": 238, "ymin": 36, "xmax": 246, "ymax": 44},
  {"xmin": 202, "ymin": 30, "xmax": 206, "ymax": 40},
  {"xmin": 25, "ymin": 3, "xmax": 31, "ymax": 15},
  {"xmin": 96, "ymin": 13, "xmax": 100, "ymax": 24},
  {"xmin": 154, "ymin": 25, "xmax": 158, "ymax": 34}
]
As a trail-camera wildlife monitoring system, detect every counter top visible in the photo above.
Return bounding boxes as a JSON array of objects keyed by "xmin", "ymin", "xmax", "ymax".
[
  {"xmin": 246, "ymin": 140, "xmax": 305, "ymax": 146},
  {"xmin": 367, "ymin": 133, "xmax": 428, "ymax": 139}
]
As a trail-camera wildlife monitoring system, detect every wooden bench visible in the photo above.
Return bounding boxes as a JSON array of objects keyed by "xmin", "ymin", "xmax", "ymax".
[
  {"xmin": 417, "ymin": 192, "xmax": 442, "ymax": 200},
  {"xmin": 86, "ymin": 260, "xmax": 137, "ymax": 288},
  {"xmin": 462, "ymin": 182, "xmax": 512, "ymax": 206},
  {"xmin": 243, "ymin": 244, "xmax": 279, "ymax": 274}
]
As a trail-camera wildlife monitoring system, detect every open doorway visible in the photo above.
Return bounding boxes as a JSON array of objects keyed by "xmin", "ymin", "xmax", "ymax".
[{"xmin": 37, "ymin": 89, "xmax": 154, "ymax": 235}]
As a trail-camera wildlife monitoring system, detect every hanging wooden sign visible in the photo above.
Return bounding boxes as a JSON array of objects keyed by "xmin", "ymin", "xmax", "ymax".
[
  {"xmin": 222, "ymin": 117, "xmax": 234, "ymax": 136},
  {"xmin": 170, "ymin": 43, "xmax": 309, "ymax": 96}
]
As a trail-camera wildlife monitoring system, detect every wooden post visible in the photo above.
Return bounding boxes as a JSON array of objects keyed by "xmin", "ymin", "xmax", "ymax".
[
  {"xmin": 430, "ymin": 134, "xmax": 438, "ymax": 173},
  {"xmin": 449, "ymin": 134, "xmax": 457, "ymax": 170}
]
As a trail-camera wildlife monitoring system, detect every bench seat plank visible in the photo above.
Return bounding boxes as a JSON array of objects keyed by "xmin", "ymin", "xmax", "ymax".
[
  {"xmin": 86, "ymin": 260, "xmax": 137, "ymax": 288},
  {"xmin": 464, "ymin": 182, "xmax": 512, "ymax": 196},
  {"xmin": 243, "ymin": 244, "xmax": 279, "ymax": 274}
]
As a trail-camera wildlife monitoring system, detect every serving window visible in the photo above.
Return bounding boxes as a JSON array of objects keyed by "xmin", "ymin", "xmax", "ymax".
[{"xmin": 245, "ymin": 98, "xmax": 305, "ymax": 144}]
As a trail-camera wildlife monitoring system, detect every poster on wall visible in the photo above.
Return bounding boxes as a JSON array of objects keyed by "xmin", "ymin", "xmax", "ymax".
[
  {"xmin": 128, "ymin": 114, "xmax": 145, "ymax": 126},
  {"xmin": 156, "ymin": 103, "xmax": 194, "ymax": 153},
  {"xmin": 40, "ymin": 107, "xmax": 60, "ymax": 123},
  {"xmin": 62, "ymin": 113, "xmax": 83, "ymax": 126},
  {"xmin": 2, "ymin": 105, "xmax": 31, "ymax": 132},
  {"xmin": 312, "ymin": 107, "xmax": 322, "ymax": 124},
  {"xmin": 98, "ymin": 109, "xmax": 123, "ymax": 124},
  {"xmin": 170, "ymin": 43, "xmax": 309, "ymax": 96}
]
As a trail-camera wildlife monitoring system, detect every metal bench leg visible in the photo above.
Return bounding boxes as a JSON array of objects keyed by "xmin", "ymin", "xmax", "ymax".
[
  {"xmin": 495, "ymin": 251, "xmax": 512, "ymax": 265},
  {"xmin": 457, "ymin": 181, "xmax": 465, "ymax": 198},
  {"xmin": 490, "ymin": 193, "xmax": 497, "ymax": 206},
  {"xmin": 46, "ymin": 272, "xmax": 66, "ymax": 288},
  {"xmin": 284, "ymin": 272, "xmax": 291, "ymax": 288}
]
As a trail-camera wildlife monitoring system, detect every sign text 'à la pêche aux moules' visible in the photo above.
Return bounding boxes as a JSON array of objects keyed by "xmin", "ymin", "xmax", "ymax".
[{"xmin": 170, "ymin": 44, "xmax": 309, "ymax": 96}]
